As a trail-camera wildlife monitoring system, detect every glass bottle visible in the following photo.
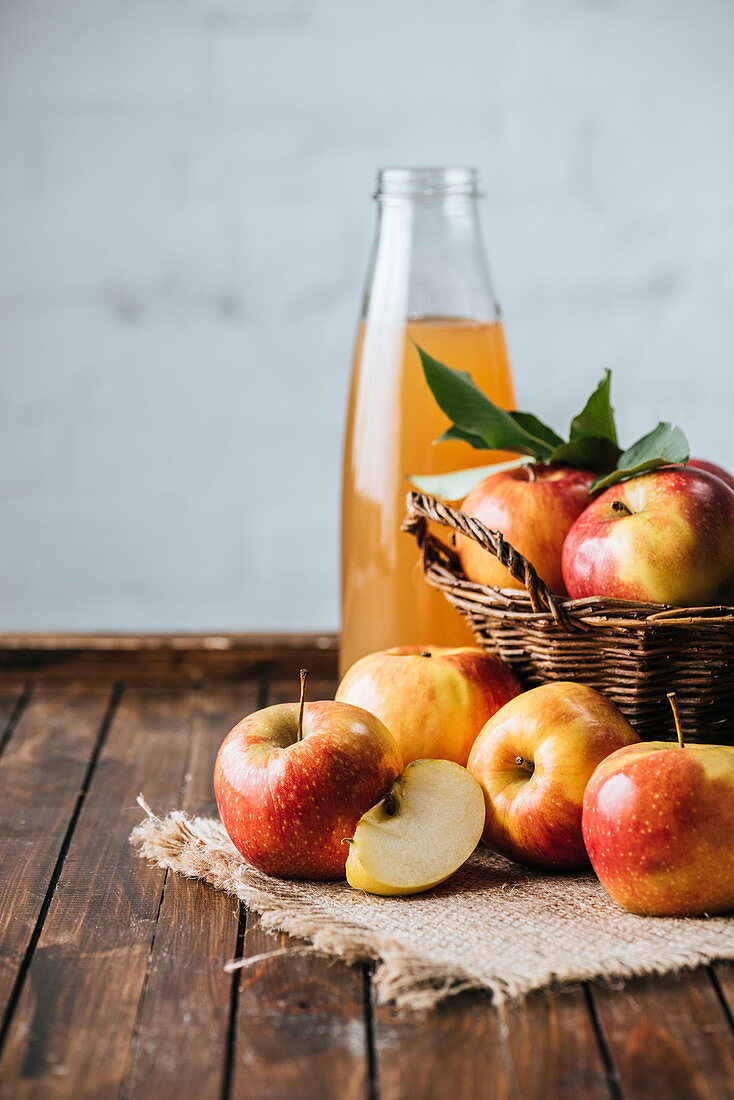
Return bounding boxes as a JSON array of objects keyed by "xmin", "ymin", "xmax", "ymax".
[{"xmin": 340, "ymin": 167, "xmax": 515, "ymax": 676}]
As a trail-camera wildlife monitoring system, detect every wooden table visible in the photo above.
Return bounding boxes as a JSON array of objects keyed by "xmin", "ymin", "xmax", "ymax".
[{"xmin": 1, "ymin": 633, "xmax": 733, "ymax": 1100}]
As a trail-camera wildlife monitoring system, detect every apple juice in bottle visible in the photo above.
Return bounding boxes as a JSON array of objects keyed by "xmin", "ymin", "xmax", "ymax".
[{"xmin": 340, "ymin": 168, "xmax": 515, "ymax": 675}]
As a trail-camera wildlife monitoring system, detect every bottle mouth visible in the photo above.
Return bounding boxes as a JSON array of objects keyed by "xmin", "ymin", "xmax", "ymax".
[{"xmin": 375, "ymin": 166, "xmax": 479, "ymax": 200}]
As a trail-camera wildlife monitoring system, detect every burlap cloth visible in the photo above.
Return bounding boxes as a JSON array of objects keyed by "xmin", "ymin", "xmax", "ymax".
[{"xmin": 130, "ymin": 798, "xmax": 734, "ymax": 1011}]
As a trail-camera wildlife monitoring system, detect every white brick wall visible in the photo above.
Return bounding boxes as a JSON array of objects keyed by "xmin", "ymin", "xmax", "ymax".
[{"xmin": 1, "ymin": 0, "xmax": 733, "ymax": 630}]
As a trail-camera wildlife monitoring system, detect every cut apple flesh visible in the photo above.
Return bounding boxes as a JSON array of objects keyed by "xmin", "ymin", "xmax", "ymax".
[{"xmin": 345, "ymin": 759, "xmax": 485, "ymax": 896}]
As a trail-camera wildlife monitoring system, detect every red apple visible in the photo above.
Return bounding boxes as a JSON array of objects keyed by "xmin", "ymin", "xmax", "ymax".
[
  {"xmin": 467, "ymin": 681, "xmax": 640, "ymax": 869},
  {"xmin": 336, "ymin": 645, "xmax": 521, "ymax": 767},
  {"xmin": 582, "ymin": 709, "xmax": 734, "ymax": 916},
  {"xmin": 457, "ymin": 464, "xmax": 597, "ymax": 595},
  {"xmin": 214, "ymin": 674, "xmax": 403, "ymax": 880},
  {"xmin": 688, "ymin": 457, "xmax": 734, "ymax": 493},
  {"xmin": 562, "ymin": 467, "xmax": 734, "ymax": 606}
]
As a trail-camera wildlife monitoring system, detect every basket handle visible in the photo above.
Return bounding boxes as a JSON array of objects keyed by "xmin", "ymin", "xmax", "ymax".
[{"xmin": 403, "ymin": 490, "xmax": 569, "ymax": 622}]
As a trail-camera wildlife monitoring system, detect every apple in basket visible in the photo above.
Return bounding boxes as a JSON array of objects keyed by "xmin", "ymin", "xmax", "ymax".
[
  {"xmin": 467, "ymin": 682, "xmax": 640, "ymax": 870},
  {"xmin": 336, "ymin": 646, "xmax": 521, "ymax": 767},
  {"xmin": 456, "ymin": 464, "xmax": 596, "ymax": 595},
  {"xmin": 214, "ymin": 671, "xmax": 403, "ymax": 880},
  {"xmin": 687, "ymin": 457, "xmax": 734, "ymax": 493},
  {"xmin": 582, "ymin": 694, "xmax": 734, "ymax": 917},
  {"xmin": 562, "ymin": 466, "xmax": 734, "ymax": 606},
  {"xmin": 345, "ymin": 759, "xmax": 486, "ymax": 896}
]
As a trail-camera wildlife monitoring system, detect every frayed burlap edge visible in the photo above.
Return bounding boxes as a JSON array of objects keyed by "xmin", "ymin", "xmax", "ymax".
[
  {"xmin": 130, "ymin": 798, "xmax": 483, "ymax": 1010},
  {"xmin": 130, "ymin": 798, "xmax": 734, "ymax": 1011}
]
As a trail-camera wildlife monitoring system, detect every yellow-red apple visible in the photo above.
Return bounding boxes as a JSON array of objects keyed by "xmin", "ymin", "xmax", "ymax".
[
  {"xmin": 562, "ymin": 467, "xmax": 734, "ymax": 605},
  {"xmin": 214, "ymin": 674, "xmax": 403, "ymax": 880},
  {"xmin": 467, "ymin": 681, "xmax": 640, "ymax": 869},
  {"xmin": 336, "ymin": 645, "xmax": 521, "ymax": 766},
  {"xmin": 582, "ymin": 701, "xmax": 734, "ymax": 916},
  {"xmin": 457, "ymin": 464, "xmax": 596, "ymax": 595}
]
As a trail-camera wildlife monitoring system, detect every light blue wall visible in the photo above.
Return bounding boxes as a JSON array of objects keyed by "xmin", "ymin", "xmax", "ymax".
[{"xmin": 2, "ymin": 0, "xmax": 733, "ymax": 630}]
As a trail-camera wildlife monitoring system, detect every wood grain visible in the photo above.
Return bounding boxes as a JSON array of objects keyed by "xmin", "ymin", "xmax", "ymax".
[
  {"xmin": 501, "ymin": 989, "xmax": 613, "ymax": 1099},
  {"xmin": 0, "ymin": 682, "xmax": 30, "ymax": 759},
  {"xmin": 0, "ymin": 633, "xmax": 338, "ymax": 683},
  {"xmin": 374, "ymin": 991, "xmax": 517, "ymax": 1100},
  {"xmin": 0, "ymin": 683, "xmax": 113, "ymax": 1024},
  {"xmin": 712, "ymin": 961, "xmax": 734, "ymax": 1027},
  {"xmin": 0, "ymin": 687, "xmax": 197, "ymax": 1099},
  {"xmin": 591, "ymin": 968, "xmax": 734, "ymax": 1100},
  {"xmin": 122, "ymin": 683, "xmax": 259, "ymax": 1100},
  {"xmin": 375, "ymin": 973, "xmax": 612, "ymax": 1100},
  {"xmin": 230, "ymin": 915, "xmax": 369, "ymax": 1100}
]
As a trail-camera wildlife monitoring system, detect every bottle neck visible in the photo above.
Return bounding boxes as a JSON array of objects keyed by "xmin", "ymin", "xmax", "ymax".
[{"xmin": 361, "ymin": 189, "xmax": 500, "ymax": 326}]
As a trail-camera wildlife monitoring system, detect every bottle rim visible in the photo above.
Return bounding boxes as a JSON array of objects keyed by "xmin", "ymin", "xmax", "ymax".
[{"xmin": 374, "ymin": 166, "xmax": 480, "ymax": 200}]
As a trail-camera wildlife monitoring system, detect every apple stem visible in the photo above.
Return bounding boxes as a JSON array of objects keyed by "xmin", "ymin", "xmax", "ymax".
[
  {"xmin": 526, "ymin": 463, "xmax": 537, "ymax": 483},
  {"xmin": 297, "ymin": 668, "xmax": 309, "ymax": 743},
  {"xmin": 515, "ymin": 755, "xmax": 534, "ymax": 774},
  {"xmin": 611, "ymin": 499, "xmax": 632, "ymax": 516},
  {"xmin": 667, "ymin": 691, "xmax": 685, "ymax": 749}
]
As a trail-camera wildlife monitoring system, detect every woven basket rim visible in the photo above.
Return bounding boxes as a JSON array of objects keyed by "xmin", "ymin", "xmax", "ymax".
[{"xmin": 404, "ymin": 491, "xmax": 734, "ymax": 633}]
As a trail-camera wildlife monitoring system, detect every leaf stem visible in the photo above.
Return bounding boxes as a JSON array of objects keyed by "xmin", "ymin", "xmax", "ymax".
[{"xmin": 383, "ymin": 791, "xmax": 398, "ymax": 816}]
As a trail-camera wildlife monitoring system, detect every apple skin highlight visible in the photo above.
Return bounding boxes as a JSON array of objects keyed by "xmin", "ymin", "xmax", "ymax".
[
  {"xmin": 468, "ymin": 682, "xmax": 640, "ymax": 870},
  {"xmin": 582, "ymin": 742, "xmax": 734, "ymax": 917},
  {"xmin": 687, "ymin": 456, "xmax": 734, "ymax": 493},
  {"xmin": 214, "ymin": 700, "xmax": 403, "ymax": 880},
  {"xmin": 562, "ymin": 467, "xmax": 734, "ymax": 606},
  {"xmin": 336, "ymin": 645, "xmax": 521, "ymax": 767}
]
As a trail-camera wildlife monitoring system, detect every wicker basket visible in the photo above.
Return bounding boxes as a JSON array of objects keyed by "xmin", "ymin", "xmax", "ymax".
[{"xmin": 404, "ymin": 491, "xmax": 734, "ymax": 744}]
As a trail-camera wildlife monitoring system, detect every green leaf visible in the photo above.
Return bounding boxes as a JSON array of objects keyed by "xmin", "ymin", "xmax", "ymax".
[
  {"xmin": 416, "ymin": 344, "xmax": 554, "ymax": 459},
  {"xmin": 433, "ymin": 424, "xmax": 490, "ymax": 450},
  {"xmin": 618, "ymin": 422, "xmax": 690, "ymax": 468},
  {"xmin": 569, "ymin": 370, "xmax": 618, "ymax": 445},
  {"xmin": 548, "ymin": 436, "xmax": 622, "ymax": 471},
  {"xmin": 509, "ymin": 411, "xmax": 564, "ymax": 449},
  {"xmin": 435, "ymin": 406, "xmax": 563, "ymax": 453},
  {"xmin": 407, "ymin": 459, "xmax": 528, "ymax": 500},
  {"xmin": 590, "ymin": 422, "xmax": 690, "ymax": 493}
]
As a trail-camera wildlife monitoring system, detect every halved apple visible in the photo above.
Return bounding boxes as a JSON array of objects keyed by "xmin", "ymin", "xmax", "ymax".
[{"xmin": 345, "ymin": 759, "xmax": 485, "ymax": 896}]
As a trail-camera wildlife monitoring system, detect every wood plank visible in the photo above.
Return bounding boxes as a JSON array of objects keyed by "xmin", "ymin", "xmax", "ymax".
[
  {"xmin": 712, "ymin": 962, "xmax": 734, "ymax": 1024},
  {"xmin": 122, "ymin": 682, "xmax": 259, "ymax": 1100},
  {"xmin": 0, "ymin": 683, "xmax": 114, "ymax": 1025},
  {"xmin": 230, "ymin": 916, "xmax": 369, "ymax": 1100},
  {"xmin": 0, "ymin": 682, "xmax": 31, "ymax": 759},
  {"xmin": 374, "ymin": 991, "xmax": 517, "ymax": 1100},
  {"xmin": 228, "ymin": 672, "xmax": 369, "ymax": 1100},
  {"xmin": 591, "ymin": 968, "xmax": 734, "ymax": 1099},
  {"xmin": 376, "ymin": 979, "xmax": 611, "ymax": 1100},
  {"xmin": 0, "ymin": 633, "xmax": 338, "ymax": 684},
  {"xmin": 501, "ymin": 989, "xmax": 613, "ymax": 1100},
  {"xmin": 0, "ymin": 687, "xmax": 198, "ymax": 1099}
]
